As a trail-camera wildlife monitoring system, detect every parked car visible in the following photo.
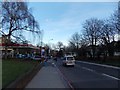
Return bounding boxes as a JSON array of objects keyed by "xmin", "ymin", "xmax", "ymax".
[
  {"xmin": 62, "ymin": 55, "xmax": 75, "ymax": 66},
  {"xmin": 16, "ymin": 54, "xmax": 26, "ymax": 59},
  {"xmin": 31, "ymin": 55, "xmax": 41, "ymax": 61}
]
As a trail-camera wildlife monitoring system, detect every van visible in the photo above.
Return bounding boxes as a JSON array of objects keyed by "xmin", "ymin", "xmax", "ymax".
[{"xmin": 62, "ymin": 55, "xmax": 75, "ymax": 66}]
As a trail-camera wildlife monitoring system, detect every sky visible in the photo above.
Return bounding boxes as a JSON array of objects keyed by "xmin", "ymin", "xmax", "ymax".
[{"xmin": 27, "ymin": 2, "xmax": 118, "ymax": 46}]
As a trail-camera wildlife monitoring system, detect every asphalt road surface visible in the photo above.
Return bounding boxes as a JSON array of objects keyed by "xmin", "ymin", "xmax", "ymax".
[{"xmin": 54, "ymin": 58, "xmax": 120, "ymax": 89}]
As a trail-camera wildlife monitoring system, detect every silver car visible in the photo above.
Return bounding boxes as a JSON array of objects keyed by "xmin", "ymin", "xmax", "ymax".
[{"xmin": 62, "ymin": 55, "xmax": 75, "ymax": 66}]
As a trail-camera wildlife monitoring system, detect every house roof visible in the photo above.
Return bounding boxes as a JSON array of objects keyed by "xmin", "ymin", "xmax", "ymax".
[{"xmin": 0, "ymin": 43, "xmax": 40, "ymax": 49}]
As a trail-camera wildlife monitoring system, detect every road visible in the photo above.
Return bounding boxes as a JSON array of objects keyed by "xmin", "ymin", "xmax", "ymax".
[{"xmin": 54, "ymin": 58, "xmax": 120, "ymax": 89}]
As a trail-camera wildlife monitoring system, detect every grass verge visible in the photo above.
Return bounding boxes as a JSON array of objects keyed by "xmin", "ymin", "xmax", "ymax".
[{"xmin": 2, "ymin": 59, "xmax": 40, "ymax": 88}]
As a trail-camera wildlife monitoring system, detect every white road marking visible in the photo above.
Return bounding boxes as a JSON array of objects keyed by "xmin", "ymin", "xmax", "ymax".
[
  {"xmin": 82, "ymin": 67, "xmax": 95, "ymax": 72},
  {"xmin": 76, "ymin": 61, "xmax": 120, "ymax": 70},
  {"xmin": 102, "ymin": 73, "xmax": 120, "ymax": 80},
  {"xmin": 75, "ymin": 64, "xmax": 95, "ymax": 72},
  {"xmin": 76, "ymin": 64, "xmax": 120, "ymax": 80}
]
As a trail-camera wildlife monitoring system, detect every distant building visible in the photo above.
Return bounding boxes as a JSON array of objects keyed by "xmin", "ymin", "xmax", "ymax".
[{"xmin": 0, "ymin": 36, "xmax": 40, "ymax": 58}]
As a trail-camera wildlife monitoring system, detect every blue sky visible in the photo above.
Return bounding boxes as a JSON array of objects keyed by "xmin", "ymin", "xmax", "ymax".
[{"xmin": 28, "ymin": 2, "xmax": 118, "ymax": 46}]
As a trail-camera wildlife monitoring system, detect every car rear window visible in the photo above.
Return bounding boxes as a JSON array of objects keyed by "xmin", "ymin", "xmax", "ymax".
[{"xmin": 67, "ymin": 57, "xmax": 74, "ymax": 60}]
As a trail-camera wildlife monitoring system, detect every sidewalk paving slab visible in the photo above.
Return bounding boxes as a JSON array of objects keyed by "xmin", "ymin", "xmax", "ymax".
[{"xmin": 25, "ymin": 60, "xmax": 69, "ymax": 88}]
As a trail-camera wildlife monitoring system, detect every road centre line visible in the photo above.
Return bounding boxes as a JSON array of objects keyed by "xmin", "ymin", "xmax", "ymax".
[{"xmin": 76, "ymin": 61, "xmax": 120, "ymax": 70}]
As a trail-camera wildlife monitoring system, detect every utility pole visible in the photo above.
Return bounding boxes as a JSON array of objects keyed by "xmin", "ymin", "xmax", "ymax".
[
  {"xmin": 40, "ymin": 29, "xmax": 44, "ymax": 47},
  {"xmin": 39, "ymin": 29, "xmax": 44, "ymax": 57}
]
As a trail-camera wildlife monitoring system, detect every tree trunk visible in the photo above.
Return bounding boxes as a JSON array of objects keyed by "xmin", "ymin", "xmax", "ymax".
[{"xmin": 4, "ymin": 35, "xmax": 10, "ymax": 59}]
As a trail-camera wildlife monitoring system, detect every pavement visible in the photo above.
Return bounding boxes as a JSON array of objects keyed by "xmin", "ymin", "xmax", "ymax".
[{"xmin": 25, "ymin": 59, "xmax": 70, "ymax": 88}]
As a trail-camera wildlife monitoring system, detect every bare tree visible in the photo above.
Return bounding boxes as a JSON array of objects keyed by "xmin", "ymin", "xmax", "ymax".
[
  {"xmin": 100, "ymin": 20, "xmax": 117, "ymax": 57},
  {"xmin": 80, "ymin": 34, "xmax": 89, "ymax": 47},
  {"xmin": 69, "ymin": 32, "xmax": 81, "ymax": 50},
  {"xmin": 1, "ymin": 2, "xmax": 41, "ymax": 58},
  {"xmin": 56, "ymin": 41, "xmax": 64, "ymax": 57},
  {"xmin": 100, "ymin": 21, "xmax": 114, "ymax": 42},
  {"xmin": 57, "ymin": 41, "xmax": 63, "ymax": 51},
  {"xmin": 111, "ymin": 2, "xmax": 120, "ymax": 33},
  {"xmin": 82, "ymin": 18, "xmax": 104, "ymax": 59},
  {"xmin": 67, "ymin": 32, "xmax": 82, "ymax": 57}
]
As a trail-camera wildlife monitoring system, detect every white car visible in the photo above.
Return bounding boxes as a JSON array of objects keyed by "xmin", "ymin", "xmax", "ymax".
[{"xmin": 62, "ymin": 55, "xmax": 75, "ymax": 66}]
